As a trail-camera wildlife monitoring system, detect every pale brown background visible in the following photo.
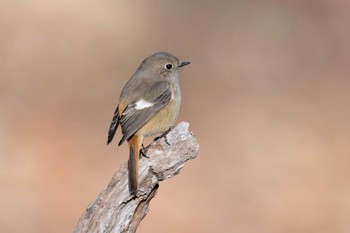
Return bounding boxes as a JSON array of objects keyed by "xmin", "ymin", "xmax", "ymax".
[{"xmin": 1, "ymin": 1, "xmax": 350, "ymax": 232}]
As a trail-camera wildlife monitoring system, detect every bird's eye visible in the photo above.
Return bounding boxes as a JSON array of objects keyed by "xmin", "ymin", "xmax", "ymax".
[{"xmin": 165, "ymin": 63, "xmax": 173, "ymax": 70}]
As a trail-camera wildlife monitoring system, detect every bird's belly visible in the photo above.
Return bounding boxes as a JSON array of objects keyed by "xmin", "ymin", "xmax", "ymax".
[{"xmin": 138, "ymin": 97, "xmax": 180, "ymax": 137}]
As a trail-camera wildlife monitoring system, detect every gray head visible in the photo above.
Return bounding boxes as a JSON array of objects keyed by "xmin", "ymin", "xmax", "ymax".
[{"xmin": 139, "ymin": 52, "xmax": 190, "ymax": 79}]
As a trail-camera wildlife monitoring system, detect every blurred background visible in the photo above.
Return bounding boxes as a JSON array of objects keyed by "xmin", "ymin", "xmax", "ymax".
[{"xmin": 1, "ymin": 0, "xmax": 350, "ymax": 232}]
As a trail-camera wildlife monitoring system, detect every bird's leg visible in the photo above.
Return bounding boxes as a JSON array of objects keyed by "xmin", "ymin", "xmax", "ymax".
[
  {"xmin": 141, "ymin": 127, "xmax": 174, "ymax": 158},
  {"xmin": 154, "ymin": 127, "xmax": 173, "ymax": 146},
  {"xmin": 140, "ymin": 144, "xmax": 150, "ymax": 158}
]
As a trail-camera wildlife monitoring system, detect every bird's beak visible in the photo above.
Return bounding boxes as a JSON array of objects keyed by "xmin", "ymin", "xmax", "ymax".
[{"xmin": 179, "ymin": 61, "xmax": 191, "ymax": 67}]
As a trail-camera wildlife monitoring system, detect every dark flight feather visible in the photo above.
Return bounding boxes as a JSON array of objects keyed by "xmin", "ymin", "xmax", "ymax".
[{"xmin": 107, "ymin": 106, "xmax": 120, "ymax": 144}]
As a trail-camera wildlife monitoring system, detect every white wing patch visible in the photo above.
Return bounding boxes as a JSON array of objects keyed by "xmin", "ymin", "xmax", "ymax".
[{"xmin": 135, "ymin": 99, "xmax": 154, "ymax": 110}]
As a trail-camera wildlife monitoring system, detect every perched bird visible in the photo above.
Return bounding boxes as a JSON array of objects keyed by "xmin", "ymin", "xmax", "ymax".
[{"xmin": 107, "ymin": 52, "xmax": 190, "ymax": 195}]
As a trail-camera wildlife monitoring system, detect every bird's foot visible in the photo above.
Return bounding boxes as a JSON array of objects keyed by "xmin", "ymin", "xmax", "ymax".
[
  {"xmin": 154, "ymin": 127, "xmax": 173, "ymax": 146},
  {"xmin": 140, "ymin": 144, "xmax": 150, "ymax": 158}
]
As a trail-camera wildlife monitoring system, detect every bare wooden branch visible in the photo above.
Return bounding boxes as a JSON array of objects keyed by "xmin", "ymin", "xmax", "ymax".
[{"xmin": 73, "ymin": 122, "xmax": 199, "ymax": 233}]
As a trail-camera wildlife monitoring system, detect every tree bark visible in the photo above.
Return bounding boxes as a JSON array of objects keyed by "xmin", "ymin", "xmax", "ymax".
[{"xmin": 73, "ymin": 122, "xmax": 199, "ymax": 233}]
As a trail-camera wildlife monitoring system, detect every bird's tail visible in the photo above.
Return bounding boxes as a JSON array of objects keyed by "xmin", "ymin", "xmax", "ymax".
[{"xmin": 128, "ymin": 135, "xmax": 143, "ymax": 195}]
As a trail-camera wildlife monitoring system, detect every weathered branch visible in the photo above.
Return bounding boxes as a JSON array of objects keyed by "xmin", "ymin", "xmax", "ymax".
[{"xmin": 73, "ymin": 122, "xmax": 199, "ymax": 233}]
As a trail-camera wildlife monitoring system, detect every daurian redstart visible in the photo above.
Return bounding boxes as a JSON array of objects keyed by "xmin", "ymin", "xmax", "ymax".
[{"xmin": 107, "ymin": 52, "xmax": 190, "ymax": 195}]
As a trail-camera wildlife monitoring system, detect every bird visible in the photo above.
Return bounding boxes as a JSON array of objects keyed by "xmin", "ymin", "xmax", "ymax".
[{"xmin": 107, "ymin": 52, "xmax": 190, "ymax": 195}]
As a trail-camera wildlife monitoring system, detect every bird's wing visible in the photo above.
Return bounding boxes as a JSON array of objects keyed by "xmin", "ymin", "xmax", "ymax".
[
  {"xmin": 107, "ymin": 106, "xmax": 120, "ymax": 144},
  {"xmin": 118, "ymin": 81, "xmax": 172, "ymax": 145}
]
